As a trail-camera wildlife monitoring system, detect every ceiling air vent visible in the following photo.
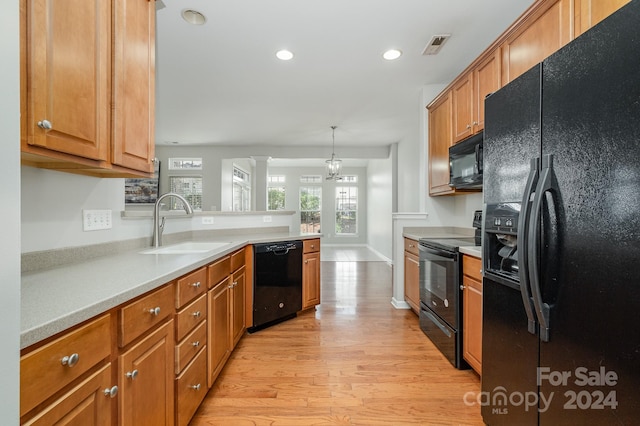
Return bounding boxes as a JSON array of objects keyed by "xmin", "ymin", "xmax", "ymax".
[{"xmin": 422, "ymin": 35, "xmax": 451, "ymax": 55}]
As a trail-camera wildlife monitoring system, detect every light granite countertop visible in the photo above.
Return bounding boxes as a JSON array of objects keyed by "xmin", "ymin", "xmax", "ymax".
[
  {"xmin": 21, "ymin": 232, "xmax": 319, "ymax": 349},
  {"xmin": 402, "ymin": 226, "xmax": 482, "ymax": 259}
]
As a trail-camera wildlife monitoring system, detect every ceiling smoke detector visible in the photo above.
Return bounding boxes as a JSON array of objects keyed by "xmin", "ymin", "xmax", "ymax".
[{"xmin": 422, "ymin": 34, "xmax": 450, "ymax": 55}]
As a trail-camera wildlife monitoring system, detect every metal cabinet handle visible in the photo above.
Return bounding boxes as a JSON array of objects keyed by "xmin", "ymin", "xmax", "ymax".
[
  {"xmin": 466, "ymin": 124, "xmax": 471, "ymax": 129},
  {"xmin": 192, "ymin": 340, "xmax": 200, "ymax": 347},
  {"xmin": 149, "ymin": 307, "xmax": 161, "ymax": 316},
  {"xmin": 304, "ymin": 260, "xmax": 308, "ymax": 264},
  {"xmin": 192, "ymin": 311, "xmax": 201, "ymax": 318},
  {"xmin": 190, "ymin": 384, "xmax": 201, "ymax": 391},
  {"xmin": 104, "ymin": 386, "xmax": 118, "ymax": 398},
  {"xmin": 37, "ymin": 119, "xmax": 52, "ymax": 130},
  {"xmin": 473, "ymin": 121, "xmax": 478, "ymax": 125},
  {"xmin": 191, "ymin": 281, "xmax": 201, "ymax": 288},
  {"xmin": 126, "ymin": 370, "xmax": 139, "ymax": 380},
  {"xmin": 61, "ymin": 353, "xmax": 79, "ymax": 367},
  {"xmin": 460, "ymin": 285, "xmax": 466, "ymax": 290},
  {"xmin": 310, "ymin": 244, "xmax": 315, "ymax": 249}
]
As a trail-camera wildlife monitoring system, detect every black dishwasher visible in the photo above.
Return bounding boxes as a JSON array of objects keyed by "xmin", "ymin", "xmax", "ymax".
[{"xmin": 249, "ymin": 240, "xmax": 303, "ymax": 332}]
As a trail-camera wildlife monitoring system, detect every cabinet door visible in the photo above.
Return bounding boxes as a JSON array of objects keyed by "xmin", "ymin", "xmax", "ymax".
[
  {"xmin": 452, "ymin": 73, "xmax": 473, "ymax": 143},
  {"xmin": 302, "ymin": 251, "xmax": 321, "ymax": 309},
  {"xmin": 112, "ymin": 0, "xmax": 155, "ymax": 173},
  {"xmin": 575, "ymin": 0, "xmax": 629, "ymax": 37},
  {"xmin": 473, "ymin": 49, "xmax": 501, "ymax": 133},
  {"xmin": 404, "ymin": 251, "xmax": 420, "ymax": 313},
  {"xmin": 463, "ymin": 275, "xmax": 483, "ymax": 375},
  {"xmin": 231, "ymin": 267, "xmax": 246, "ymax": 348},
  {"xmin": 501, "ymin": 0, "xmax": 572, "ymax": 84},
  {"xmin": 207, "ymin": 277, "xmax": 231, "ymax": 387},
  {"xmin": 119, "ymin": 320, "xmax": 174, "ymax": 426},
  {"xmin": 25, "ymin": 0, "xmax": 110, "ymax": 160},
  {"xmin": 23, "ymin": 364, "xmax": 114, "ymax": 426},
  {"xmin": 428, "ymin": 91, "xmax": 454, "ymax": 196}
]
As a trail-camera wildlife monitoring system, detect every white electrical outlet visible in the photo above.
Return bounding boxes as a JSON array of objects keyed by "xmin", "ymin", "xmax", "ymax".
[
  {"xmin": 202, "ymin": 216, "xmax": 215, "ymax": 225},
  {"xmin": 83, "ymin": 209, "xmax": 113, "ymax": 231},
  {"xmin": 263, "ymin": 215, "xmax": 272, "ymax": 223}
]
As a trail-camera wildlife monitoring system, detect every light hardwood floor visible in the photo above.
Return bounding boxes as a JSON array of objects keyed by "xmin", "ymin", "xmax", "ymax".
[{"xmin": 190, "ymin": 260, "xmax": 483, "ymax": 425}]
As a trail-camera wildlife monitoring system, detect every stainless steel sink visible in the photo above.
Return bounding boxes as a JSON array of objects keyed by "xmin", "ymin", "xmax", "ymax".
[{"xmin": 140, "ymin": 241, "xmax": 231, "ymax": 255}]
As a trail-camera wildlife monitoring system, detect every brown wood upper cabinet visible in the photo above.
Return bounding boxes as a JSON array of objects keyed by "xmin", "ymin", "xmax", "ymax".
[
  {"xmin": 574, "ymin": 0, "xmax": 630, "ymax": 37},
  {"xmin": 20, "ymin": 0, "xmax": 155, "ymax": 177},
  {"xmin": 428, "ymin": 91, "xmax": 454, "ymax": 196},
  {"xmin": 452, "ymin": 49, "xmax": 501, "ymax": 143},
  {"xmin": 428, "ymin": 0, "xmax": 627, "ymax": 197},
  {"xmin": 500, "ymin": 0, "xmax": 572, "ymax": 85}
]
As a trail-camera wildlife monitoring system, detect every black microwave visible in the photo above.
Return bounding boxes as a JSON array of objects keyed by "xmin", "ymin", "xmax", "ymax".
[{"xmin": 449, "ymin": 132, "xmax": 483, "ymax": 189}]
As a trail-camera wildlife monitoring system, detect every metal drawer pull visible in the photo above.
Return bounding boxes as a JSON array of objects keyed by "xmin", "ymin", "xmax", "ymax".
[
  {"xmin": 104, "ymin": 386, "xmax": 118, "ymax": 398},
  {"xmin": 126, "ymin": 370, "xmax": 139, "ymax": 380},
  {"xmin": 149, "ymin": 307, "xmax": 161, "ymax": 316},
  {"xmin": 192, "ymin": 311, "xmax": 201, "ymax": 318},
  {"xmin": 190, "ymin": 384, "xmax": 201, "ymax": 391},
  {"xmin": 37, "ymin": 119, "xmax": 52, "ymax": 130},
  {"xmin": 191, "ymin": 281, "xmax": 201, "ymax": 288},
  {"xmin": 192, "ymin": 340, "xmax": 200, "ymax": 347},
  {"xmin": 61, "ymin": 353, "xmax": 79, "ymax": 367}
]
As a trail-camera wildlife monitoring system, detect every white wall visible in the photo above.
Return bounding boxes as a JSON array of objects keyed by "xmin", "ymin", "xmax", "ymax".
[
  {"xmin": 0, "ymin": 0, "xmax": 20, "ymax": 422},
  {"xmin": 366, "ymin": 157, "xmax": 393, "ymax": 260}
]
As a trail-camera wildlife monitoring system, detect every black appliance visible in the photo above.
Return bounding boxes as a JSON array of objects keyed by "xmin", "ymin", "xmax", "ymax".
[
  {"xmin": 418, "ymin": 236, "xmax": 477, "ymax": 369},
  {"xmin": 481, "ymin": 3, "xmax": 640, "ymax": 424},
  {"xmin": 448, "ymin": 132, "xmax": 483, "ymax": 189},
  {"xmin": 249, "ymin": 240, "xmax": 303, "ymax": 333}
]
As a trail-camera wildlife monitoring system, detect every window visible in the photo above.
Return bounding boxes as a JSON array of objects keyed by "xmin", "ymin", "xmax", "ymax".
[
  {"xmin": 167, "ymin": 157, "xmax": 202, "ymax": 170},
  {"xmin": 300, "ymin": 186, "xmax": 321, "ymax": 233},
  {"xmin": 335, "ymin": 185, "xmax": 357, "ymax": 235},
  {"xmin": 168, "ymin": 176, "xmax": 202, "ymax": 210},
  {"xmin": 267, "ymin": 175, "xmax": 286, "ymax": 211},
  {"xmin": 232, "ymin": 166, "xmax": 251, "ymax": 212},
  {"xmin": 300, "ymin": 175, "xmax": 322, "ymax": 184}
]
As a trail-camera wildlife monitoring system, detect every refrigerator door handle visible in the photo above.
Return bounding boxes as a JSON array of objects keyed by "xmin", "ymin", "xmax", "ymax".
[
  {"xmin": 518, "ymin": 158, "xmax": 540, "ymax": 335},
  {"xmin": 528, "ymin": 154, "xmax": 554, "ymax": 342}
]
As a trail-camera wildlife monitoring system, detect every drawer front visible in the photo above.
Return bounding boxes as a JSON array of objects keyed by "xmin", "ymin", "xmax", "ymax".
[
  {"xmin": 175, "ymin": 346, "xmax": 207, "ymax": 426},
  {"xmin": 175, "ymin": 293, "xmax": 207, "ymax": 342},
  {"xmin": 175, "ymin": 267, "xmax": 207, "ymax": 309},
  {"xmin": 119, "ymin": 284, "xmax": 174, "ymax": 347},
  {"xmin": 20, "ymin": 314, "xmax": 111, "ymax": 417},
  {"xmin": 175, "ymin": 320, "xmax": 207, "ymax": 374},
  {"xmin": 303, "ymin": 238, "xmax": 320, "ymax": 254},
  {"xmin": 230, "ymin": 247, "xmax": 246, "ymax": 272},
  {"xmin": 404, "ymin": 238, "xmax": 419, "ymax": 256},
  {"xmin": 463, "ymin": 254, "xmax": 482, "ymax": 281},
  {"xmin": 208, "ymin": 256, "xmax": 230, "ymax": 289}
]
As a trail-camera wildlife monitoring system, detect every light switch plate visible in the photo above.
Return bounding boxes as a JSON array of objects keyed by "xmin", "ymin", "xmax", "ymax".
[
  {"xmin": 83, "ymin": 209, "xmax": 113, "ymax": 231},
  {"xmin": 202, "ymin": 216, "xmax": 214, "ymax": 225}
]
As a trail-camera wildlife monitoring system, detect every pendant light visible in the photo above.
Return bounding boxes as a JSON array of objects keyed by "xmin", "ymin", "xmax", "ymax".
[{"xmin": 325, "ymin": 126, "xmax": 342, "ymax": 180}]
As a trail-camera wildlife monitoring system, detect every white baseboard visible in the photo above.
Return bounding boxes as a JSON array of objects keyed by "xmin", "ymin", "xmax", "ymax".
[{"xmin": 391, "ymin": 297, "xmax": 411, "ymax": 310}]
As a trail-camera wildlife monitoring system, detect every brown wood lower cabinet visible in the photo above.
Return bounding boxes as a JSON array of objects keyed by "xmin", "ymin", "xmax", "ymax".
[
  {"xmin": 22, "ymin": 364, "xmax": 113, "ymax": 426},
  {"xmin": 119, "ymin": 320, "xmax": 175, "ymax": 426},
  {"xmin": 19, "ymin": 242, "xmax": 321, "ymax": 425},
  {"xmin": 462, "ymin": 255, "xmax": 483, "ymax": 375},
  {"xmin": 302, "ymin": 238, "xmax": 321, "ymax": 309},
  {"xmin": 403, "ymin": 238, "xmax": 420, "ymax": 313}
]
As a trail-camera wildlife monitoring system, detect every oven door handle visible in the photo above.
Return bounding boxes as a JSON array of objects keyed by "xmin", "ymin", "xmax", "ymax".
[{"xmin": 419, "ymin": 245, "xmax": 456, "ymax": 260}]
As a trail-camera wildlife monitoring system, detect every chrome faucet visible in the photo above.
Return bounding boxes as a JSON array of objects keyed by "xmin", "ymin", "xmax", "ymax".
[{"xmin": 152, "ymin": 193, "xmax": 194, "ymax": 247}]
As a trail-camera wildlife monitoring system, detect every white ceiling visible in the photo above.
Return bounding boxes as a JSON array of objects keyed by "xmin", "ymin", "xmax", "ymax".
[{"xmin": 155, "ymin": 0, "xmax": 533, "ymax": 159}]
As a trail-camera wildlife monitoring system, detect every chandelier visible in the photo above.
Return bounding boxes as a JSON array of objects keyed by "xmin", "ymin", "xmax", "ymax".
[{"xmin": 325, "ymin": 125, "xmax": 342, "ymax": 180}]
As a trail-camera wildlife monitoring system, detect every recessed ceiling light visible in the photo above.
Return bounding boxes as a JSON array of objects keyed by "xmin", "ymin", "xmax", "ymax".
[
  {"xmin": 276, "ymin": 50, "xmax": 294, "ymax": 61},
  {"xmin": 182, "ymin": 9, "xmax": 206, "ymax": 25},
  {"xmin": 383, "ymin": 49, "xmax": 402, "ymax": 61}
]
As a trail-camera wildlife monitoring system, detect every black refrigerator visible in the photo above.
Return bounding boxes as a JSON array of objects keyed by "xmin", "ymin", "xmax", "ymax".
[{"xmin": 481, "ymin": 2, "xmax": 640, "ymax": 425}]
